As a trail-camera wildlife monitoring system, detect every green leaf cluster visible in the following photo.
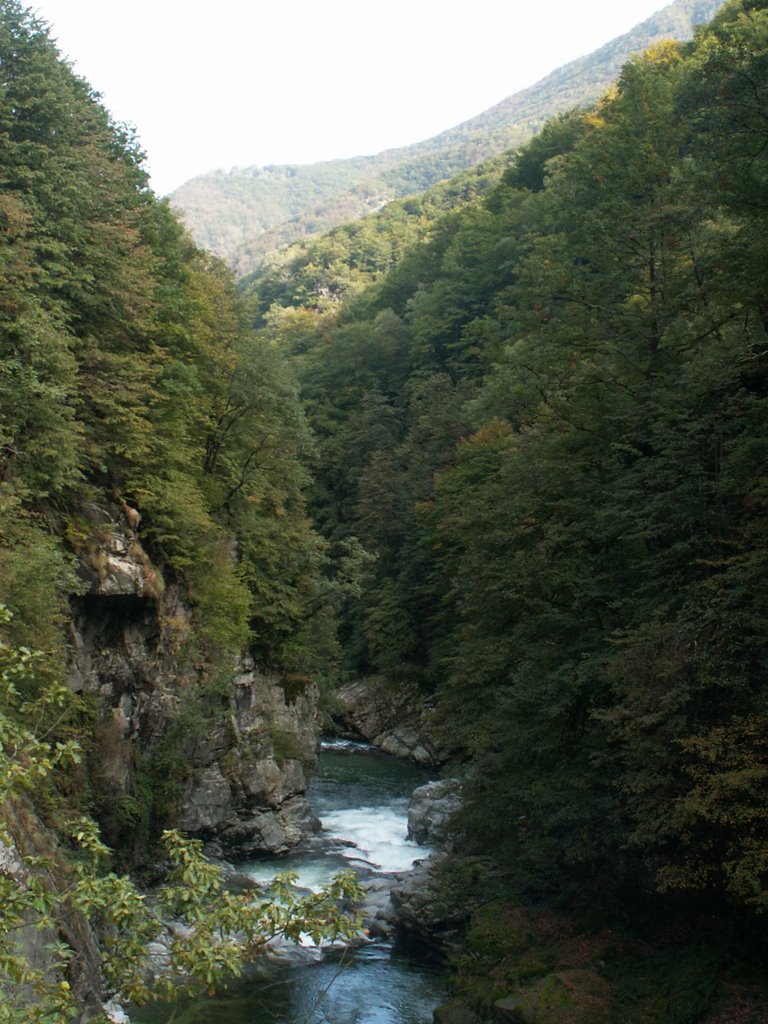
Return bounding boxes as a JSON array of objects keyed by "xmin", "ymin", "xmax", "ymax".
[{"xmin": 0, "ymin": 613, "xmax": 362, "ymax": 1022}]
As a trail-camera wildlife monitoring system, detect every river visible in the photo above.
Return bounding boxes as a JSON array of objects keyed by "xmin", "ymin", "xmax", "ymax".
[{"xmin": 131, "ymin": 741, "xmax": 447, "ymax": 1024}]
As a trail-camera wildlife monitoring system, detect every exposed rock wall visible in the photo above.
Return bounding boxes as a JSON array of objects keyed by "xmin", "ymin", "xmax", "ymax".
[
  {"xmin": 66, "ymin": 509, "xmax": 321, "ymax": 861},
  {"xmin": 1, "ymin": 797, "xmax": 105, "ymax": 1020},
  {"xmin": 178, "ymin": 660, "xmax": 321, "ymax": 857},
  {"xmin": 334, "ymin": 677, "xmax": 451, "ymax": 766},
  {"xmin": 407, "ymin": 779, "xmax": 462, "ymax": 846}
]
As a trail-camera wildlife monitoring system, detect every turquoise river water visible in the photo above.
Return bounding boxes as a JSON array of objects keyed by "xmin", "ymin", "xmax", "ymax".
[{"xmin": 131, "ymin": 742, "xmax": 447, "ymax": 1024}]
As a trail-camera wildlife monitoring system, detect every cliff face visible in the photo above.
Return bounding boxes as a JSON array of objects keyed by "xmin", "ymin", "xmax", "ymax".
[
  {"xmin": 177, "ymin": 659, "xmax": 321, "ymax": 858},
  {"xmin": 66, "ymin": 509, "xmax": 320, "ymax": 862},
  {"xmin": 334, "ymin": 677, "xmax": 452, "ymax": 766}
]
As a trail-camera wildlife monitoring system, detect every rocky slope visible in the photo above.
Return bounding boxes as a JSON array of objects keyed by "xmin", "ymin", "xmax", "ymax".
[
  {"xmin": 333, "ymin": 677, "xmax": 451, "ymax": 766},
  {"xmin": 66, "ymin": 501, "xmax": 321, "ymax": 862}
]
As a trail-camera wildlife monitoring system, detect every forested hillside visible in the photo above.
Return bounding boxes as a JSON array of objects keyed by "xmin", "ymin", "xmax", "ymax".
[
  {"xmin": 171, "ymin": 0, "xmax": 723, "ymax": 276},
  {"xmin": 239, "ymin": 156, "xmax": 507, "ymax": 316},
  {"xmin": 0, "ymin": 3, "xmax": 363, "ymax": 1014},
  {"xmin": 253, "ymin": 0, "xmax": 768, "ymax": 1015},
  {"xmin": 0, "ymin": 2, "xmax": 333, "ymax": 673},
  {"xmin": 4, "ymin": 0, "xmax": 768, "ymax": 1017}
]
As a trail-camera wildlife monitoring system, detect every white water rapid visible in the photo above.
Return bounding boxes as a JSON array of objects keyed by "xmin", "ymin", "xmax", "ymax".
[{"xmin": 132, "ymin": 741, "xmax": 447, "ymax": 1024}]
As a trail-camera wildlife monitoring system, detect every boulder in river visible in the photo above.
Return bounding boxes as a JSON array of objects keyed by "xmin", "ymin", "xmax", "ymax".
[
  {"xmin": 407, "ymin": 779, "xmax": 462, "ymax": 845},
  {"xmin": 390, "ymin": 855, "xmax": 466, "ymax": 946},
  {"xmin": 360, "ymin": 876, "xmax": 400, "ymax": 938}
]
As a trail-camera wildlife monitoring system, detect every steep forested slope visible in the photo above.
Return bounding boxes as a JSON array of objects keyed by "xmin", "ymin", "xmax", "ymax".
[
  {"xmin": 0, "ymin": 0, "xmax": 343, "ymax": 884},
  {"xmin": 254, "ymin": 1, "xmax": 768, "ymax": 1015},
  {"xmin": 0, "ymin": 2, "xmax": 332, "ymax": 672},
  {"xmin": 0, "ymin": 2, "xmax": 366, "ymax": 1014},
  {"xmin": 240, "ymin": 156, "xmax": 508, "ymax": 317},
  {"xmin": 170, "ymin": 0, "xmax": 723, "ymax": 276}
]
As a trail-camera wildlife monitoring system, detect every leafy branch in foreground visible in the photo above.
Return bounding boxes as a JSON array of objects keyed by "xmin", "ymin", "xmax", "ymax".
[
  {"xmin": 0, "ymin": 606, "xmax": 362, "ymax": 1022},
  {"xmin": 69, "ymin": 824, "xmax": 363, "ymax": 1007}
]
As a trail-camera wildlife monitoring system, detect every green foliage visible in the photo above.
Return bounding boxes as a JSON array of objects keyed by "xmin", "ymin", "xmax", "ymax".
[
  {"xmin": 268, "ymin": 727, "xmax": 309, "ymax": 763},
  {"xmin": 499, "ymin": 110, "xmax": 588, "ymax": 192},
  {"xmin": 0, "ymin": 498, "xmax": 82, "ymax": 659},
  {"xmin": 426, "ymin": 17, "xmax": 768, "ymax": 909},
  {"xmin": 241, "ymin": 0, "xmax": 768, "ymax": 934},
  {"xmin": 445, "ymin": 898, "xmax": 738, "ymax": 1024},
  {"xmin": 0, "ymin": 614, "xmax": 363, "ymax": 1022},
  {"xmin": 0, "ymin": 0, "xmax": 336, "ymax": 676},
  {"xmin": 243, "ymin": 162, "xmax": 502, "ymax": 322},
  {"xmin": 0, "ymin": 605, "xmax": 81, "ymax": 797},
  {"xmin": 607, "ymin": 943, "xmax": 724, "ymax": 1024}
]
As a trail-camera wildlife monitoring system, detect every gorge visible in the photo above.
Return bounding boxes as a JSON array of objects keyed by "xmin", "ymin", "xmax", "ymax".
[
  {"xmin": 130, "ymin": 742, "xmax": 447, "ymax": 1024},
  {"xmin": 2, "ymin": 0, "xmax": 768, "ymax": 1021}
]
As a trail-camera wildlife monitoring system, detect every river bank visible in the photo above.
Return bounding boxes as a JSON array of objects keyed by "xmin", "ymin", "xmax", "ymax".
[{"xmin": 131, "ymin": 742, "xmax": 448, "ymax": 1024}]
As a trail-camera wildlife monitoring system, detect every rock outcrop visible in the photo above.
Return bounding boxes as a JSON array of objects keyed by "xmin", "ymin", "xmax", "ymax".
[
  {"xmin": 334, "ymin": 677, "xmax": 451, "ymax": 766},
  {"xmin": 389, "ymin": 854, "xmax": 466, "ymax": 946},
  {"xmin": 1, "ymin": 797, "xmax": 105, "ymax": 1020},
  {"xmin": 407, "ymin": 779, "xmax": 462, "ymax": 846},
  {"xmin": 178, "ymin": 660, "xmax": 322, "ymax": 857},
  {"xmin": 66, "ymin": 508, "xmax": 321, "ymax": 860}
]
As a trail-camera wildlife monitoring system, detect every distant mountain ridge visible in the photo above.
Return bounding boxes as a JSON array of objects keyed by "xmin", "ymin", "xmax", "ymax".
[{"xmin": 170, "ymin": 0, "xmax": 724, "ymax": 277}]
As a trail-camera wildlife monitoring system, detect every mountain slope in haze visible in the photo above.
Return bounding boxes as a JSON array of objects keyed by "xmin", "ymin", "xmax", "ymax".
[{"xmin": 170, "ymin": 0, "xmax": 724, "ymax": 276}]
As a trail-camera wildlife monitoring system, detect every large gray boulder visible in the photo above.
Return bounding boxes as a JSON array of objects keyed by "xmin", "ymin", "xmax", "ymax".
[
  {"xmin": 389, "ymin": 854, "xmax": 466, "ymax": 946},
  {"xmin": 334, "ymin": 677, "xmax": 452, "ymax": 765},
  {"xmin": 407, "ymin": 779, "xmax": 462, "ymax": 845}
]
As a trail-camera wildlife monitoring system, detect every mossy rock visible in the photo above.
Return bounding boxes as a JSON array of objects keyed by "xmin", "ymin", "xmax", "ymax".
[
  {"xmin": 494, "ymin": 970, "xmax": 612, "ymax": 1024},
  {"xmin": 467, "ymin": 904, "xmax": 536, "ymax": 959},
  {"xmin": 500, "ymin": 958, "xmax": 552, "ymax": 985},
  {"xmin": 433, "ymin": 999, "xmax": 484, "ymax": 1024},
  {"xmin": 493, "ymin": 994, "xmax": 537, "ymax": 1023},
  {"xmin": 269, "ymin": 727, "xmax": 308, "ymax": 762}
]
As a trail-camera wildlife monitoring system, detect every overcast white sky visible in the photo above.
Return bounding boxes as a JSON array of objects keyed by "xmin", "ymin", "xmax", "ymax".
[{"xmin": 31, "ymin": 0, "xmax": 671, "ymax": 196}]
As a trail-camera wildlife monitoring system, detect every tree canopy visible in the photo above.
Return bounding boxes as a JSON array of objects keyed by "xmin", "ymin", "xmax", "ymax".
[
  {"xmin": 4, "ymin": 0, "xmax": 768, "ymax": 1016},
  {"xmin": 0, "ymin": 0, "xmax": 334, "ymax": 672},
  {"xmin": 259, "ymin": 0, "xmax": 768, "ymax": 920}
]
